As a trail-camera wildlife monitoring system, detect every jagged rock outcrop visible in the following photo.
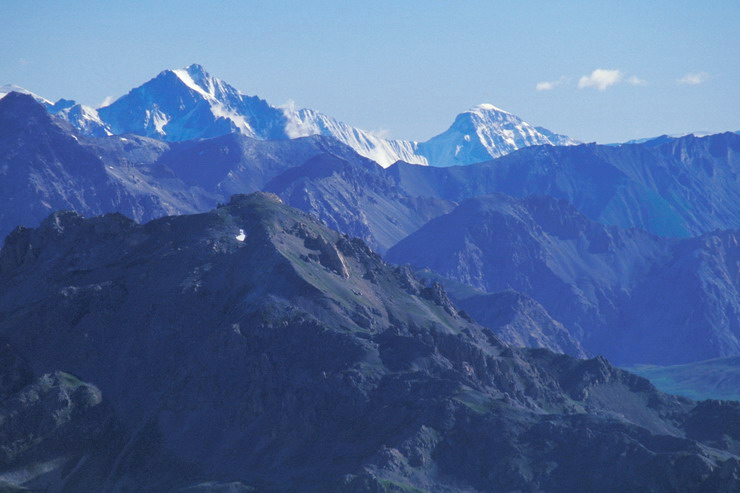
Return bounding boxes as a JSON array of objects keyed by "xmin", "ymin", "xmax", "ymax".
[{"xmin": 0, "ymin": 340, "xmax": 110, "ymax": 490}]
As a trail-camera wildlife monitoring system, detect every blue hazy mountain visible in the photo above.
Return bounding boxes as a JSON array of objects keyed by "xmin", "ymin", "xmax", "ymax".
[
  {"xmin": 389, "ymin": 132, "xmax": 740, "ymax": 237},
  {"xmin": 0, "ymin": 93, "xmax": 452, "ymax": 251},
  {"xmin": 386, "ymin": 194, "xmax": 740, "ymax": 365},
  {"xmin": 623, "ymin": 356, "xmax": 740, "ymax": 401},
  {"xmin": 2, "ymin": 94, "xmax": 739, "ymax": 366},
  {"xmin": 0, "ymin": 193, "xmax": 737, "ymax": 491}
]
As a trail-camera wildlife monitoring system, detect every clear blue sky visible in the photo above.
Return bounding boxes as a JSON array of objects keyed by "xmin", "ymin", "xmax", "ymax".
[{"xmin": 2, "ymin": 0, "xmax": 738, "ymax": 143}]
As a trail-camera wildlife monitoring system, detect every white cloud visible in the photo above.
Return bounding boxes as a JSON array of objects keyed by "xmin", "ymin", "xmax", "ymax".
[
  {"xmin": 368, "ymin": 128, "xmax": 391, "ymax": 139},
  {"xmin": 678, "ymin": 72, "xmax": 709, "ymax": 85},
  {"xmin": 578, "ymin": 69, "xmax": 623, "ymax": 90},
  {"xmin": 626, "ymin": 76, "xmax": 647, "ymax": 86},
  {"xmin": 279, "ymin": 99, "xmax": 320, "ymax": 138},
  {"xmin": 99, "ymin": 95, "xmax": 115, "ymax": 107},
  {"xmin": 536, "ymin": 76, "xmax": 566, "ymax": 91}
]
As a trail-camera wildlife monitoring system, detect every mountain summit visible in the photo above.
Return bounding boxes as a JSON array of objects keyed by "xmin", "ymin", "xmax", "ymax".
[
  {"xmin": 4, "ymin": 65, "xmax": 576, "ymax": 167},
  {"xmin": 418, "ymin": 104, "xmax": 577, "ymax": 166}
]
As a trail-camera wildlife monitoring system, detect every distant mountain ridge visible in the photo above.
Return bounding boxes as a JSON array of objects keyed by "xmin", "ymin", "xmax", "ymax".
[
  {"xmin": 386, "ymin": 194, "xmax": 740, "ymax": 365},
  {"xmin": 0, "ymin": 93, "xmax": 453, "ymax": 249},
  {"xmin": 2, "ymin": 64, "xmax": 576, "ymax": 167},
  {"xmin": 2, "ymin": 93, "xmax": 738, "ymax": 249},
  {"xmin": 390, "ymin": 131, "xmax": 740, "ymax": 238},
  {"xmin": 2, "ymin": 93, "xmax": 738, "ymax": 368}
]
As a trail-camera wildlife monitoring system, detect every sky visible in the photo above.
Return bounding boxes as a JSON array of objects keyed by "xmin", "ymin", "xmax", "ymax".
[{"xmin": 2, "ymin": 0, "xmax": 738, "ymax": 143}]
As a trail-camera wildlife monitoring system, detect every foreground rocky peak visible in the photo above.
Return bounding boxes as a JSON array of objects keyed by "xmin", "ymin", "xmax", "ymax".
[{"xmin": 0, "ymin": 195, "xmax": 738, "ymax": 492}]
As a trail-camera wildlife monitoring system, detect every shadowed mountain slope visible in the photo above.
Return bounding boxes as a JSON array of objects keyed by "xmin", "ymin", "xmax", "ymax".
[
  {"xmin": 387, "ymin": 194, "xmax": 740, "ymax": 365},
  {"xmin": 0, "ymin": 193, "xmax": 738, "ymax": 492}
]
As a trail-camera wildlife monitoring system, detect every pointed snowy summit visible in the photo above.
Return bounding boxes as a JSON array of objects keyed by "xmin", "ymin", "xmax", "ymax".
[
  {"xmin": 0, "ymin": 84, "xmax": 53, "ymax": 107},
  {"xmin": 416, "ymin": 103, "xmax": 578, "ymax": 167}
]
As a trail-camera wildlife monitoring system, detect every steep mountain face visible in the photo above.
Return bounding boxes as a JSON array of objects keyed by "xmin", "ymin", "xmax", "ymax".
[
  {"xmin": 390, "ymin": 132, "xmax": 740, "ymax": 237},
  {"xmin": 54, "ymin": 103, "xmax": 111, "ymax": 137},
  {"xmin": 12, "ymin": 65, "xmax": 576, "ymax": 168},
  {"xmin": 92, "ymin": 64, "xmax": 425, "ymax": 167},
  {"xmin": 456, "ymin": 290, "xmax": 588, "ymax": 359},
  {"xmin": 280, "ymin": 106, "xmax": 428, "ymax": 167},
  {"xmin": 410, "ymin": 270, "xmax": 587, "ymax": 358},
  {"xmin": 0, "ymin": 194, "xmax": 738, "ymax": 492},
  {"xmin": 417, "ymin": 104, "xmax": 578, "ymax": 167},
  {"xmin": 386, "ymin": 194, "xmax": 740, "ymax": 365},
  {"xmin": 98, "ymin": 64, "xmax": 290, "ymax": 142},
  {"xmin": 265, "ymin": 152, "xmax": 455, "ymax": 253},
  {"xmin": 0, "ymin": 93, "xmax": 206, "ymax": 241}
]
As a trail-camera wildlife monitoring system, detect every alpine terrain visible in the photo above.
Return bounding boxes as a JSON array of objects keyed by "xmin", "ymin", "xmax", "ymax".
[
  {"xmin": 2, "ymin": 64, "xmax": 577, "ymax": 167},
  {"xmin": 0, "ymin": 194, "xmax": 738, "ymax": 492}
]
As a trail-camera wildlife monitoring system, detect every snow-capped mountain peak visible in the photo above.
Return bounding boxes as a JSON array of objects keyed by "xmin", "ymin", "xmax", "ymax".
[
  {"xmin": 97, "ymin": 64, "xmax": 285, "ymax": 141},
  {"xmin": 415, "ymin": 103, "xmax": 578, "ymax": 166},
  {"xmin": 34, "ymin": 65, "xmax": 577, "ymax": 168},
  {"xmin": 171, "ymin": 64, "xmax": 240, "ymax": 103},
  {"xmin": 0, "ymin": 84, "xmax": 52, "ymax": 107},
  {"xmin": 469, "ymin": 103, "xmax": 512, "ymax": 115}
]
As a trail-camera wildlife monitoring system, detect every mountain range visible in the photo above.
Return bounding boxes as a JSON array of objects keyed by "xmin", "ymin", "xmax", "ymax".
[
  {"xmin": 1, "ymin": 62, "xmax": 740, "ymax": 492},
  {"xmin": 4, "ymin": 91, "xmax": 737, "ymax": 249},
  {"xmin": 1, "ymin": 92, "xmax": 738, "ymax": 365},
  {"xmin": 389, "ymin": 132, "xmax": 740, "ymax": 237},
  {"xmin": 2, "ymin": 64, "xmax": 577, "ymax": 167},
  {"xmin": 386, "ymin": 194, "xmax": 740, "ymax": 365},
  {"xmin": 0, "ymin": 193, "xmax": 737, "ymax": 491}
]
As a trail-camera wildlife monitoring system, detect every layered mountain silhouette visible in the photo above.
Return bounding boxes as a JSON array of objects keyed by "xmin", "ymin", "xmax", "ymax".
[
  {"xmin": 390, "ymin": 132, "xmax": 740, "ymax": 237},
  {"xmin": 386, "ymin": 194, "xmax": 740, "ymax": 365},
  {"xmin": 0, "ymin": 93, "xmax": 455, "ymax": 251},
  {"xmin": 0, "ymin": 193, "xmax": 737, "ymax": 491},
  {"xmin": 1, "ymin": 93, "xmax": 738, "ymax": 368}
]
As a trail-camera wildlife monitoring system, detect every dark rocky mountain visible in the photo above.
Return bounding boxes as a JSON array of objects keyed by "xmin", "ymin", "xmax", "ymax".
[
  {"xmin": 389, "ymin": 132, "xmax": 740, "ymax": 238},
  {"xmin": 0, "ymin": 340, "xmax": 112, "ymax": 490},
  {"xmin": 386, "ymin": 194, "xmax": 740, "ymax": 365},
  {"xmin": 411, "ymin": 270, "xmax": 587, "ymax": 359},
  {"xmin": 0, "ymin": 193, "xmax": 738, "ymax": 492}
]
